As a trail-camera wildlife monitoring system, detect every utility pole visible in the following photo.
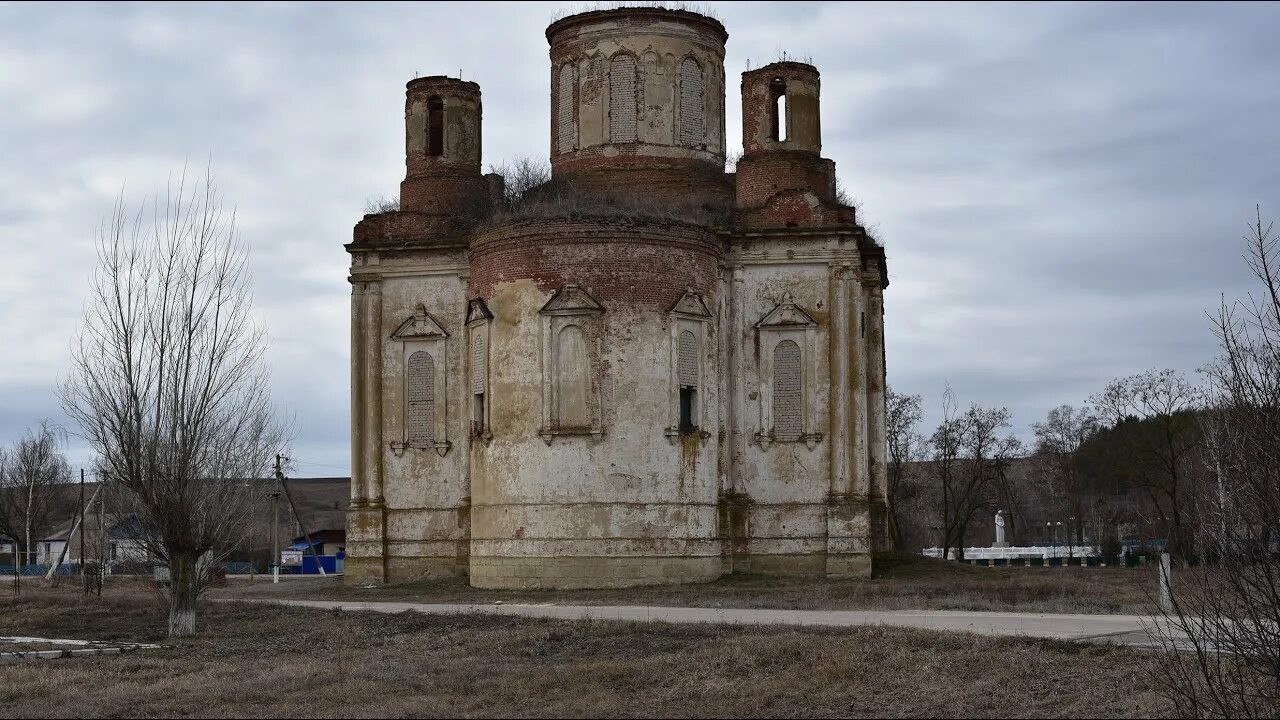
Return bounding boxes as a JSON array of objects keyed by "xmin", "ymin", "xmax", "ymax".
[
  {"xmin": 270, "ymin": 491, "xmax": 281, "ymax": 583},
  {"xmin": 274, "ymin": 455, "xmax": 326, "ymax": 577},
  {"xmin": 80, "ymin": 469, "xmax": 86, "ymax": 594},
  {"xmin": 45, "ymin": 473, "xmax": 103, "ymax": 584},
  {"xmin": 96, "ymin": 481, "xmax": 104, "ymax": 596}
]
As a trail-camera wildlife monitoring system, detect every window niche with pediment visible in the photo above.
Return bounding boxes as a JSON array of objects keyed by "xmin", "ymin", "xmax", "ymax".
[
  {"xmin": 390, "ymin": 304, "xmax": 451, "ymax": 457},
  {"xmin": 665, "ymin": 290, "xmax": 713, "ymax": 441},
  {"xmin": 466, "ymin": 298, "xmax": 493, "ymax": 443},
  {"xmin": 539, "ymin": 285, "xmax": 605, "ymax": 444},
  {"xmin": 754, "ymin": 293, "xmax": 823, "ymax": 451}
]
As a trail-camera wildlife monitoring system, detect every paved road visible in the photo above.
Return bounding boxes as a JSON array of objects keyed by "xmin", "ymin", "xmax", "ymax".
[{"xmin": 243, "ymin": 599, "xmax": 1178, "ymax": 649}]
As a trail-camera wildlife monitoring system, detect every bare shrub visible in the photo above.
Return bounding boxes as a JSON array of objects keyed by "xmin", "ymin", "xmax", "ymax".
[
  {"xmin": 487, "ymin": 156, "xmax": 551, "ymax": 207},
  {"xmin": 834, "ymin": 178, "xmax": 856, "ymax": 208},
  {"xmin": 1149, "ymin": 207, "xmax": 1280, "ymax": 718},
  {"xmin": 363, "ymin": 195, "xmax": 399, "ymax": 214},
  {"xmin": 549, "ymin": 2, "xmax": 723, "ymax": 25}
]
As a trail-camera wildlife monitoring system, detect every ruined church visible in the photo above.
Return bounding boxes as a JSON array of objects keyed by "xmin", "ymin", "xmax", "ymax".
[{"xmin": 346, "ymin": 7, "xmax": 890, "ymax": 588}]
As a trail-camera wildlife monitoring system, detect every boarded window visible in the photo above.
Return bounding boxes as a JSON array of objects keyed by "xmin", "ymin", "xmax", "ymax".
[
  {"xmin": 772, "ymin": 340, "xmax": 802, "ymax": 439},
  {"xmin": 470, "ymin": 331, "xmax": 486, "ymax": 435},
  {"xmin": 470, "ymin": 332, "xmax": 486, "ymax": 395},
  {"xmin": 557, "ymin": 64, "xmax": 577, "ymax": 154},
  {"xmin": 406, "ymin": 351, "xmax": 435, "ymax": 444},
  {"xmin": 556, "ymin": 324, "xmax": 591, "ymax": 428},
  {"xmin": 609, "ymin": 54, "xmax": 637, "ymax": 143},
  {"xmin": 678, "ymin": 57, "xmax": 705, "ymax": 147},
  {"xmin": 427, "ymin": 96, "xmax": 444, "ymax": 156},
  {"xmin": 677, "ymin": 330, "xmax": 698, "ymax": 389}
]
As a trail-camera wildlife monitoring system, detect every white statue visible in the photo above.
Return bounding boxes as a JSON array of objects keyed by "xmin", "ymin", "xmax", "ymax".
[{"xmin": 994, "ymin": 510, "xmax": 1007, "ymax": 547}]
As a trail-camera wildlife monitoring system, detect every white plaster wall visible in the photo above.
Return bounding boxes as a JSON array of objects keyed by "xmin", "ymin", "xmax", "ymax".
[
  {"xmin": 727, "ymin": 234, "xmax": 869, "ymax": 561},
  {"xmin": 375, "ymin": 255, "xmax": 471, "ymax": 560},
  {"xmin": 470, "ymin": 280, "xmax": 721, "ymax": 566}
]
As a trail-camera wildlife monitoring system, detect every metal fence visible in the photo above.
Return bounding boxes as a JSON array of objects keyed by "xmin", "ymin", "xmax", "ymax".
[{"xmin": 0, "ymin": 564, "xmax": 76, "ymax": 576}]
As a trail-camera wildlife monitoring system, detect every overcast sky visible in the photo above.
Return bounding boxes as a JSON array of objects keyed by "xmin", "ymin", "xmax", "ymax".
[{"xmin": 2, "ymin": 1, "xmax": 1277, "ymax": 476}]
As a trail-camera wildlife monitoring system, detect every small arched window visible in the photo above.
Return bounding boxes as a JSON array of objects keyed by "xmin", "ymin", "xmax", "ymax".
[
  {"xmin": 678, "ymin": 57, "xmax": 705, "ymax": 148},
  {"xmin": 557, "ymin": 64, "xmax": 577, "ymax": 154},
  {"xmin": 427, "ymin": 96, "xmax": 444, "ymax": 156},
  {"xmin": 609, "ymin": 54, "xmax": 637, "ymax": 143},
  {"xmin": 406, "ymin": 351, "xmax": 435, "ymax": 444},
  {"xmin": 772, "ymin": 339, "xmax": 802, "ymax": 440},
  {"xmin": 556, "ymin": 324, "xmax": 591, "ymax": 428}
]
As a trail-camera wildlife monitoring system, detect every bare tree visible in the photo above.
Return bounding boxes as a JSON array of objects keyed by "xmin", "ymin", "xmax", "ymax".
[
  {"xmin": 0, "ymin": 421, "xmax": 70, "ymax": 567},
  {"xmin": 885, "ymin": 386, "xmax": 926, "ymax": 550},
  {"xmin": 959, "ymin": 403, "xmax": 1022, "ymax": 553},
  {"xmin": 1032, "ymin": 404, "xmax": 1099, "ymax": 544},
  {"xmin": 931, "ymin": 388, "xmax": 1022, "ymax": 560},
  {"xmin": 1150, "ymin": 207, "xmax": 1280, "ymax": 717},
  {"xmin": 1089, "ymin": 368, "xmax": 1203, "ymax": 559},
  {"xmin": 58, "ymin": 168, "xmax": 287, "ymax": 637}
]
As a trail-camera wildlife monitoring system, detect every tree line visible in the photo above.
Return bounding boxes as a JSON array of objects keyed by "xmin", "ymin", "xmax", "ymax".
[
  {"xmin": 887, "ymin": 365, "xmax": 1209, "ymax": 562},
  {"xmin": 887, "ymin": 208, "xmax": 1280, "ymax": 715}
]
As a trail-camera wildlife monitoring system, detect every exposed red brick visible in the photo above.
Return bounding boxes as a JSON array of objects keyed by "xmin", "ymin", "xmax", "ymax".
[
  {"xmin": 734, "ymin": 151, "xmax": 836, "ymax": 209},
  {"xmin": 468, "ymin": 217, "xmax": 721, "ymax": 308}
]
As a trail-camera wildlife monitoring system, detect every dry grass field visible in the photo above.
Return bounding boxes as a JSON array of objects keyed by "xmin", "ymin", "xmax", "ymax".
[
  {"xmin": 0, "ymin": 581, "xmax": 1169, "ymax": 719},
  {"xmin": 221, "ymin": 552, "xmax": 1161, "ymax": 616}
]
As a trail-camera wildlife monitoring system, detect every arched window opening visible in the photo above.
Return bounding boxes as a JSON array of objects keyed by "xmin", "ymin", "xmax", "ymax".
[
  {"xmin": 406, "ymin": 351, "xmax": 435, "ymax": 444},
  {"xmin": 557, "ymin": 64, "xmax": 577, "ymax": 154},
  {"xmin": 556, "ymin": 325, "xmax": 591, "ymax": 428},
  {"xmin": 609, "ymin": 54, "xmax": 638, "ymax": 143},
  {"xmin": 427, "ymin": 96, "xmax": 444, "ymax": 157},
  {"xmin": 769, "ymin": 78, "xmax": 787, "ymax": 142},
  {"xmin": 677, "ymin": 329, "xmax": 699, "ymax": 432},
  {"xmin": 772, "ymin": 339, "xmax": 802, "ymax": 440},
  {"xmin": 678, "ymin": 57, "xmax": 705, "ymax": 148}
]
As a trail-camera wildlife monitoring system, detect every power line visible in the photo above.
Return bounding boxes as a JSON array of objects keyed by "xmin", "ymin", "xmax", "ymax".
[{"xmin": 289, "ymin": 458, "xmax": 350, "ymax": 472}]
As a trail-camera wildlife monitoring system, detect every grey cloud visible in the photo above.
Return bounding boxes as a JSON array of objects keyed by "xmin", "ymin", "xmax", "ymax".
[{"xmin": 2, "ymin": 1, "xmax": 1278, "ymax": 470}]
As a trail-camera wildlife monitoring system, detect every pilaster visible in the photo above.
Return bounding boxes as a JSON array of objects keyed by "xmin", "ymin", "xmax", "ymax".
[
  {"xmin": 363, "ymin": 281, "xmax": 384, "ymax": 506},
  {"xmin": 865, "ymin": 279, "xmax": 889, "ymax": 550},
  {"xmin": 848, "ymin": 270, "xmax": 869, "ymax": 498},
  {"xmin": 349, "ymin": 281, "xmax": 366, "ymax": 508}
]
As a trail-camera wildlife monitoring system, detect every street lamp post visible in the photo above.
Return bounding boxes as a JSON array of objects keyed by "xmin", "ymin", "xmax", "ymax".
[{"xmin": 1067, "ymin": 516, "xmax": 1075, "ymax": 559}]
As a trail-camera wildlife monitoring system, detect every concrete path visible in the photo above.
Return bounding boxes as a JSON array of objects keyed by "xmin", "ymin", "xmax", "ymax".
[{"xmin": 241, "ymin": 599, "xmax": 1179, "ymax": 649}]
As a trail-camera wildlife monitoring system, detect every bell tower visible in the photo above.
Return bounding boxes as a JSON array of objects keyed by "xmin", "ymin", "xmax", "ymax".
[
  {"xmin": 399, "ymin": 76, "xmax": 489, "ymax": 215},
  {"xmin": 734, "ymin": 62, "xmax": 838, "ymax": 212}
]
